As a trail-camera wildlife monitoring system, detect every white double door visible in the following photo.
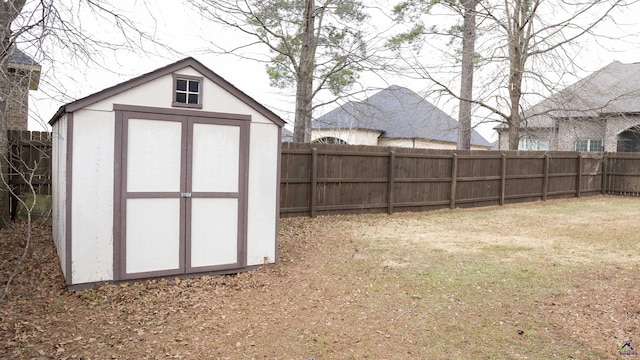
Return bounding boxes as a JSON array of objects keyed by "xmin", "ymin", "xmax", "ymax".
[{"xmin": 118, "ymin": 112, "xmax": 248, "ymax": 279}]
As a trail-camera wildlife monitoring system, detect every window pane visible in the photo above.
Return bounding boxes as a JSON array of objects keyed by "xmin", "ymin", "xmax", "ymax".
[
  {"xmin": 518, "ymin": 138, "xmax": 528, "ymax": 150},
  {"xmin": 176, "ymin": 92, "xmax": 186, "ymax": 103},
  {"xmin": 176, "ymin": 79, "xmax": 187, "ymax": 91},
  {"xmin": 188, "ymin": 80, "xmax": 199, "ymax": 92},
  {"xmin": 575, "ymin": 140, "xmax": 588, "ymax": 152},
  {"xmin": 538, "ymin": 140, "xmax": 550, "ymax": 151},
  {"xmin": 188, "ymin": 94, "xmax": 199, "ymax": 104},
  {"xmin": 590, "ymin": 140, "xmax": 603, "ymax": 152}
]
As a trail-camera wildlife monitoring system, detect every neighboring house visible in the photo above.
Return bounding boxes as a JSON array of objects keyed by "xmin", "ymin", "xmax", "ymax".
[
  {"xmin": 6, "ymin": 47, "xmax": 41, "ymax": 130},
  {"xmin": 312, "ymin": 85, "xmax": 492, "ymax": 150},
  {"xmin": 281, "ymin": 127, "xmax": 293, "ymax": 142},
  {"xmin": 496, "ymin": 61, "xmax": 640, "ymax": 152}
]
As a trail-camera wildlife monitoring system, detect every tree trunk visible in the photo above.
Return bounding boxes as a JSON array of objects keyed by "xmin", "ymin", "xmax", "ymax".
[
  {"xmin": 457, "ymin": 0, "xmax": 476, "ymax": 150},
  {"xmin": 0, "ymin": 0, "xmax": 26, "ymax": 227},
  {"xmin": 506, "ymin": 0, "xmax": 529, "ymax": 150},
  {"xmin": 293, "ymin": 0, "xmax": 316, "ymax": 143}
]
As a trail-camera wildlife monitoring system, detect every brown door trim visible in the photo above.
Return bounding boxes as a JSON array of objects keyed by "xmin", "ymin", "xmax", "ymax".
[{"xmin": 113, "ymin": 107, "xmax": 249, "ymax": 281}]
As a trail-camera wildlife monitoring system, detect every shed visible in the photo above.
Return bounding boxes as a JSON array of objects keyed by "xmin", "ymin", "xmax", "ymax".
[{"xmin": 49, "ymin": 57, "xmax": 284, "ymax": 289}]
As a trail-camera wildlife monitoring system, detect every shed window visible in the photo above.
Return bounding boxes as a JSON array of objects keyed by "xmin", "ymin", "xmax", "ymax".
[
  {"xmin": 575, "ymin": 139, "xmax": 603, "ymax": 152},
  {"xmin": 172, "ymin": 74, "xmax": 203, "ymax": 109}
]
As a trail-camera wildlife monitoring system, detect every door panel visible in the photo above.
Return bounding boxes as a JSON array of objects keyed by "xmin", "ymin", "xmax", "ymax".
[
  {"xmin": 125, "ymin": 198, "xmax": 182, "ymax": 274},
  {"xmin": 190, "ymin": 198, "xmax": 239, "ymax": 268},
  {"xmin": 118, "ymin": 110, "xmax": 247, "ymax": 280},
  {"xmin": 191, "ymin": 123, "xmax": 240, "ymax": 193},
  {"xmin": 127, "ymin": 119, "xmax": 183, "ymax": 192}
]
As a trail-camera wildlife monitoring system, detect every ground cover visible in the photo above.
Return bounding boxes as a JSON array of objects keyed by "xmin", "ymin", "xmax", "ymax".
[{"xmin": 1, "ymin": 196, "xmax": 639, "ymax": 359}]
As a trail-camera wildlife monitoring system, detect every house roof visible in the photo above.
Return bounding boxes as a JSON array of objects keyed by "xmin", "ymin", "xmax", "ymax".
[
  {"xmin": 8, "ymin": 47, "xmax": 40, "ymax": 67},
  {"xmin": 281, "ymin": 127, "xmax": 293, "ymax": 142},
  {"xmin": 49, "ymin": 57, "xmax": 285, "ymax": 127},
  {"xmin": 519, "ymin": 61, "xmax": 640, "ymax": 129},
  {"xmin": 313, "ymin": 85, "xmax": 492, "ymax": 147},
  {"xmin": 7, "ymin": 46, "xmax": 41, "ymax": 90}
]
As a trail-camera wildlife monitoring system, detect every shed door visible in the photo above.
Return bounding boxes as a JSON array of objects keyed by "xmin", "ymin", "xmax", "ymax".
[{"xmin": 117, "ymin": 111, "xmax": 249, "ymax": 280}]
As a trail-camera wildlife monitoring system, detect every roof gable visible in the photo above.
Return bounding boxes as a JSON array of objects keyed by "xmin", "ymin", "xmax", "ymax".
[
  {"xmin": 49, "ymin": 57, "xmax": 284, "ymax": 126},
  {"xmin": 314, "ymin": 85, "xmax": 491, "ymax": 147}
]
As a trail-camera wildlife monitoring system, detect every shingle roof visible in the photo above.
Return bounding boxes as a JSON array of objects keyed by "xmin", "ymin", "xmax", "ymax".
[
  {"xmin": 314, "ymin": 85, "xmax": 492, "ymax": 147},
  {"xmin": 281, "ymin": 127, "xmax": 293, "ymax": 142},
  {"xmin": 7, "ymin": 47, "xmax": 39, "ymax": 67},
  {"xmin": 522, "ymin": 61, "xmax": 640, "ymax": 128}
]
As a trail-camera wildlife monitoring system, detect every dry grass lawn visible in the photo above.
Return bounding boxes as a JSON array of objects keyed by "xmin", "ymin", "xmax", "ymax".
[{"xmin": 1, "ymin": 195, "xmax": 640, "ymax": 359}]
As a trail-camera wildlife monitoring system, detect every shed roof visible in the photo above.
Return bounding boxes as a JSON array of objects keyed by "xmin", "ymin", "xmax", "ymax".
[
  {"xmin": 49, "ymin": 57, "xmax": 285, "ymax": 126},
  {"xmin": 517, "ymin": 61, "xmax": 640, "ymax": 129},
  {"xmin": 314, "ymin": 85, "xmax": 491, "ymax": 147}
]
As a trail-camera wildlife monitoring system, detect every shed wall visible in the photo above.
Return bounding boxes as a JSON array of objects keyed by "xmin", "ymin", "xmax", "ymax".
[
  {"xmin": 85, "ymin": 66, "xmax": 274, "ymax": 125},
  {"xmin": 247, "ymin": 122, "xmax": 279, "ymax": 265},
  {"xmin": 51, "ymin": 114, "xmax": 67, "ymax": 279},
  {"xmin": 71, "ymin": 109, "xmax": 115, "ymax": 283}
]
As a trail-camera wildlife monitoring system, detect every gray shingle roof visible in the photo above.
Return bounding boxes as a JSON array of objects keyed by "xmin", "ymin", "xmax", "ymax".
[
  {"xmin": 7, "ymin": 47, "xmax": 39, "ymax": 67},
  {"xmin": 314, "ymin": 85, "xmax": 492, "ymax": 147},
  {"xmin": 522, "ymin": 61, "xmax": 640, "ymax": 128},
  {"xmin": 281, "ymin": 127, "xmax": 293, "ymax": 142}
]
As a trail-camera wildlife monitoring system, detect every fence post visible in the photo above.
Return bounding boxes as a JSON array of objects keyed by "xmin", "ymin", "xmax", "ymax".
[
  {"xmin": 450, "ymin": 153, "xmax": 457, "ymax": 209},
  {"xmin": 310, "ymin": 147, "xmax": 318, "ymax": 218},
  {"xmin": 388, "ymin": 150, "xmax": 395, "ymax": 215},
  {"xmin": 601, "ymin": 154, "xmax": 607, "ymax": 195},
  {"xmin": 500, "ymin": 153, "xmax": 507, "ymax": 206},
  {"xmin": 576, "ymin": 154, "xmax": 583, "ymax": 198},
  {"xmin": 542, "ymin": 154, "xmax": 549, "ymax": 201}
]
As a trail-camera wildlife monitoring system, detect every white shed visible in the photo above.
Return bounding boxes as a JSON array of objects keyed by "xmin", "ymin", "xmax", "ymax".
[{"xmin": 50, "ymin": 58, "xmax": 284, "ymax": 289}]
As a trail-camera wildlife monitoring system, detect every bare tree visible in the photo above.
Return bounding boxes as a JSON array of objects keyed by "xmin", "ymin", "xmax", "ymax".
[
  {"xmin": 0, "ymin": 149, "xmax": 40, "ymax": 301},
  {"xmin": 390, "ymin": 0, "xmax": 635, "ymax": 150},
  {"xmin": 188, "ymin": 0, "xmax": 378, "ymax": 142},
  {"xmin": 0, "ymin": 0, "xmax": 173, "ymax": 227}
]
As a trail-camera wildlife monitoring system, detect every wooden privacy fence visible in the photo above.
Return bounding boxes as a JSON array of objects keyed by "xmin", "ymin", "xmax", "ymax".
[
  {"xmin": 3, "ymin": 133, "xmax": 640, "ymax": 219},
  {"xmin": 280, "ymin": 143, "xmax": 640, "ymax": 217},
  {"xmin": 6, "ymin": 130, "xmax": 52, "ymax": 219}
]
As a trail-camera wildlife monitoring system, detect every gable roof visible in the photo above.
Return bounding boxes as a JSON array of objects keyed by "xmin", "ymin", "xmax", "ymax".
[
  {"xmin": 521, "ymin": 61, "xmax": 640, "ymax": 128},
  {"xmin": 314, "ymin": 85, "xmax": 491, "ymax": 147},
  {"xmin": 49, "ymin": 57, "xmax": 285, "ymax": 126}
]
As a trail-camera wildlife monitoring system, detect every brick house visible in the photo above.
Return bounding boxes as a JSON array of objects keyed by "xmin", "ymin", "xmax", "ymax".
[{"xmin": 6, "ymin": 47, "xmax": 41, "ymax": 130}]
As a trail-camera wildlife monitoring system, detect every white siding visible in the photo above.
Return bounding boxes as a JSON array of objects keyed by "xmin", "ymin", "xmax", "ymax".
[
  {"xmin": 71, "ymin": 109, "xmax": 115, "ymax": 284},
  {"xmin": 85, "ymin": 66, "xmax": 274, "ymax": 125},
  {"xmin": 51, "ymin": 115, "xmax": 67, "ymax": 279},
  {"xmin": 246, "ymin": 122, "xmax": 279, "ymax": 265}
]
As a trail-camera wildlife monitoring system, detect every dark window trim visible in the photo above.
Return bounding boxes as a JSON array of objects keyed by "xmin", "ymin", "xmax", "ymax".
[{"xmin": 172, "ymin": 73, "xmax": 203, "ymax": 109}]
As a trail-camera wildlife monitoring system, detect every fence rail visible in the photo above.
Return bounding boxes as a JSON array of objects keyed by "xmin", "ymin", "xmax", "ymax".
[
  {"xmin": 4, "ymin": 132, "xmax": 640, "ymax": 219},
  {"xmin": 280, "ymin": 143, "xmax": 639, "ymax": 217}
]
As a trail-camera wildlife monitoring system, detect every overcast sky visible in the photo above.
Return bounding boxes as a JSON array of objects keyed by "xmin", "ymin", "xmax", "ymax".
[{"xmin": 26, "ymin": 1, "xmax": 640, "ymax": 142}]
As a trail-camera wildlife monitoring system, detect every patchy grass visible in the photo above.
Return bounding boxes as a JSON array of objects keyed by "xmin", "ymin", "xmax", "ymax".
[{"xmin": 1, "ymin": 196, "xmax": 640, "ymax": 359}]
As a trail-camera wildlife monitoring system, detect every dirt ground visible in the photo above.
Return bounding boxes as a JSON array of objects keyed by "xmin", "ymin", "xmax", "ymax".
[{"xmin": 1, "ymin": 196, "xmax": 640, "ymax": 359}]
